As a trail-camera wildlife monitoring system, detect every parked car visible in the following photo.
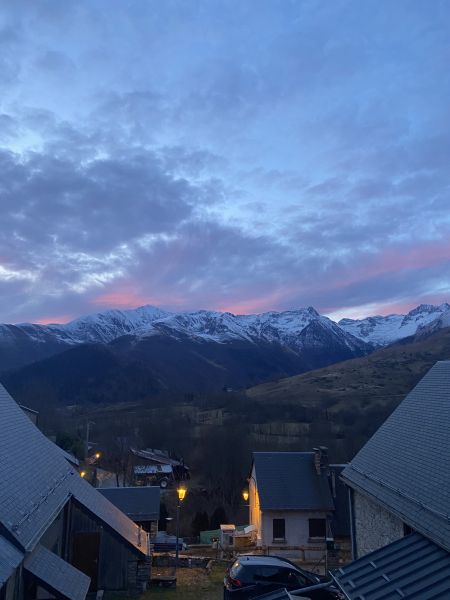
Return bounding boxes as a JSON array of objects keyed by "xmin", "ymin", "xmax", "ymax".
[
  {"xmin": 223, "ymin": 555, "xmax": 344, "ymax": 599},
  {"xmin": 151, "ymin": 531, "xmax": 185, "ymax": 552}
]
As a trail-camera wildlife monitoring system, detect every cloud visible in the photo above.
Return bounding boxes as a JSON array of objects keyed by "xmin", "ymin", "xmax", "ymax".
[{"xmin": 1, "ymin": 1, "xmax": 450, "ymax": 322}]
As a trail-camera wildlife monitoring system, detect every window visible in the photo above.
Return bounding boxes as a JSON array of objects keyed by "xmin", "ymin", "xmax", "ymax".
[
  {"xmin": 280, "ymin": 569, "xmax": 309, "ymax": 587},
  {"xmin": 308, "ymin": 518, "xmax": 326, "ymax": 538},
  {"xmin": 254, "ymin": 566, "xmax": 282, "ymax": 582},
  {"xmin": 272, "ymin": 518, "xmax": 285, "ymax": 541}
]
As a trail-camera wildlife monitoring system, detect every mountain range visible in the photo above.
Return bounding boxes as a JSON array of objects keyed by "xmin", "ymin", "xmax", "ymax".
[{"xmin": 2, "ymin": 302, "xmax": 450, "ymax": 404}]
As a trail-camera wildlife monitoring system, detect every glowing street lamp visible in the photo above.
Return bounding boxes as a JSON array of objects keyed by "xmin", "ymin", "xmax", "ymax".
[
  {"xmin": 175, "ymin": 485, "xmax": 187, "ymax": 569},
  {"xmin": 95, "ymin": 452, "xmax": 101, "ymax": 460},
  {"xmin": 177, "ymin": 485, "xmax": 187, "ymax": 502},
  {"xmin": 80, "ymin": 470, "xmax": 87, "ymax": 478},
  {"xmin": 242, "ymin": 490, "xmax": 249, "ymax": 503}
]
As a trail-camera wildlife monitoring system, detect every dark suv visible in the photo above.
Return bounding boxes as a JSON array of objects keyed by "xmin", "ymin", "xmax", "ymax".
[{"xmin": 223, "ymin": 555, "xmax": 343, "ymax": 599}]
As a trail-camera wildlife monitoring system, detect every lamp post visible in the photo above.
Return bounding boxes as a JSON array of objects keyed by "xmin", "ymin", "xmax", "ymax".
[{"xmin": 175, "ymin": 484, "xmax": 187, "ymax": 571}]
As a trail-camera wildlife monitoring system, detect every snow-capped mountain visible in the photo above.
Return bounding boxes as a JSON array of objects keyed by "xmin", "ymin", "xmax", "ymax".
[
  {"xmin": 6, "ymin": 304, "xmax": 366, "ymax": 348},
  {"xmin": 3, "ymin": 301, "xmax": 450, "ymax": 401},
  {"xmin": 339, "ymin": 303, "xmax": 450, "ymax": 346},
  {"xmin": 0, "ymin": 305, "xmax": 368, "ymax": 372},
  {"xmin": 2, "ymin": 301, "xmax": 450, "ymax": 379},
  {"xmin": 137, "ymin": 306, "xmax": 367, "ymax": 353}
]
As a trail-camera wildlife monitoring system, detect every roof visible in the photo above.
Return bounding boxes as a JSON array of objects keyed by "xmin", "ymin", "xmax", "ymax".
[
  {"xmin": 341, "ymin": 361, "xmax": 450, "ymax": 551},
  {"xmin": 24, "ymin": 544, "xmax": 90, "ymax": 600},
  {"xmin": 0, "ymin": 383, "xmax": 145, "ymax": 556},
  {"xmin": 252, "ymin": 452, "xmax": 334, "ymax": 511},
  {"xmin": 131, "ymin": 448, "xmax": 188, "ymax": 468},
  {"xmin": 332, "ymin": 532, "xmax": 450, "ymax": 599},
  {"xmin": 0, "ymin": 536, "xmax": 23, "ymax": 585},
  {"xmin": 59, "ymin": 447, "xmax": 80, "ymax": 467},
  {"xmin": 98, "ymin": 487, "xmax": 160, "ymax": 522}
]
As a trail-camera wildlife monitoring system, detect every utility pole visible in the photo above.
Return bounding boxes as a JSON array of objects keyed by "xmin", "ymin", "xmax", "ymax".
[{"xmin": 85, "ymin": 421, "xmax": 95, "ymax": 459}]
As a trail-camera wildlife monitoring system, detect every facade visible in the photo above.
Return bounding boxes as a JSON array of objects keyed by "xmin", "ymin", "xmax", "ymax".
[
  {"xmin": 0, "ymin": 384, "xmax": 151, "ymax": 600},
  {"xmin": 333, "ymin": 361, "xmax": 450, "ymax": 598},
  {"xmin": 249, "ymin": 451, "xmax": 348, "ymax": 559}
]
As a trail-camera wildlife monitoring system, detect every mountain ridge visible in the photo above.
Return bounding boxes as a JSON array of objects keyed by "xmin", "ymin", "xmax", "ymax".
[{"xmin": 1, "ymin": 302, "xmax": 450, "ymax": 399}]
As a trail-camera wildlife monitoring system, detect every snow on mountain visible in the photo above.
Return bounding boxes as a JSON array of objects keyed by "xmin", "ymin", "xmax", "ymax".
[
  {"xmin": 2, "ymin": 301, "xmax": 449, "ymax": 374},
  {"xmin": 128, "ymin": 305, "xmax": 366, "ymax": 353},
  {"xmin": 339, "ymin": 303, "xmax": 450, "ymax": 345},
  {"xmin": 3, "ymin": 304, "xmax": 366, "ymax": 354},
  {"xmin": 415, "ymin": 308, "xmax": 450, "ymax": 337}
]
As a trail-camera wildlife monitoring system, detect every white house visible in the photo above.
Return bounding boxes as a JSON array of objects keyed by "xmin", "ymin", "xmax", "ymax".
[{"xmin": 249, "ymin": 450, "xmax": 347, "ymax": 559}]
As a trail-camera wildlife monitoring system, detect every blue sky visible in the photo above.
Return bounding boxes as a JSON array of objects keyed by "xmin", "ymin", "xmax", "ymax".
[{"xmin": 1, "ymin": 0, "xmax": 450, "ymax": 323}]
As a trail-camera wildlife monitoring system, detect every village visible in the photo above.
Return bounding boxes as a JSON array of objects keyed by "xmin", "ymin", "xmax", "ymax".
[{"xmin": 1, "ymin": 360, "xmax": 449, "ymax": 599}]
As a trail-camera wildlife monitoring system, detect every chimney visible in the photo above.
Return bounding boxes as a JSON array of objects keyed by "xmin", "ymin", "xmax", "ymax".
[{"xmin": 313, "ymin": 446, "xmax": 329, "ymax": 475}]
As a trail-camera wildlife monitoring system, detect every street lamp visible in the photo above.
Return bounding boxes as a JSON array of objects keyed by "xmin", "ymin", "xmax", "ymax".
[
  {"xmin": 242, "ymin": 490, "xmax": 249, "ymax": 504},
  {"xmin": 175, "ymin": 485, "xmax": 187, "ymax": 570}
]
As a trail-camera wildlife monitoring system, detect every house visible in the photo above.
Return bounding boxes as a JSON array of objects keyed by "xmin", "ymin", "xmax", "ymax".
[
  {"xmin": 131, "ymin": 447, "xmax": 190, "ymax": 488},
  {"xmin": 0, "ymin": 383, "xmax": 152, "ymax": 600},
  {"xmin": 249, "ymin": 450, "xmax": 349, "ymax": 559},
  {"xmin": 332, "ymin": 361, "xmax": 450, "ymax": 598},
  {"xmin": 99, "ymin": 487, "xmax": 160, "ymax": 536}
]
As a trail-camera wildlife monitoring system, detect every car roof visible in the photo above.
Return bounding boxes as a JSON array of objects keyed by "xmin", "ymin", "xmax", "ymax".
[{"xmin": 235, "ymin": 555, "xmax": 296, "ymax": 568}]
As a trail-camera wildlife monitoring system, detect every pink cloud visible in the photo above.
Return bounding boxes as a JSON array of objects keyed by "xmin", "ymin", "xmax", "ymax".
[
  {"xmin": 216, "ymin": 290, "xmax": 292, "ymax": 315},
  {"xmin": 34, "ymin": 314, "xmax": 74, "ymax": 325},
  {"xmin": 92, "ymin": 289, "xmax": 158, "ymax": 309}
]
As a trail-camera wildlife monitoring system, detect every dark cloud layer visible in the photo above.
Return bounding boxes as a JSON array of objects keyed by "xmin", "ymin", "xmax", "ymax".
[{"xmin": 0, "ymin": 0, "xmax": 450, "ymax": 323}]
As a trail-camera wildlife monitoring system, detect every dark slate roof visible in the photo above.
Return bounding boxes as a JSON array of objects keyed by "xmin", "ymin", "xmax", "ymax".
[
  {"xmin": 0, "ymin": 383, "xmax": 145, "ymax": 555},
  {"xmin": 99, "ymin": 487, "xmax": 160, "ymax": 522},
  {"xmin": 253, "ymin": 452, "xmax": 334, "ymax": 511},
  {"xmin": 24, "ymin": 544, "xmax": 90, "ymax": 600},
  {"xmin": 341, "ymin": 361, "xmax": 450, "ymax": 551},
  {"xmin": 332, "ymin": 532, "xmax": 450, "ymax": 599},
  {"xmin": 0, "ymin": 537, "xmax": 23, "ymax": 585},
  {"xmin": 59, "ymin": 448, "xmax": 80, "ymax": 467}
]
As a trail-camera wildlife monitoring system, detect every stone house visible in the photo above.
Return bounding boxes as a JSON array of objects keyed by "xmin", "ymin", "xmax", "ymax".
[
  {"xmin": 249, "ymin": 450, "xmax": 349, "ymax": 559},
  {"xmin": 333, "ymin": 361, "xmax": 450, "ymax": 598},
  {"xmin": 0, "ymin": 383, "xmax": 151, "ymax": 600}
]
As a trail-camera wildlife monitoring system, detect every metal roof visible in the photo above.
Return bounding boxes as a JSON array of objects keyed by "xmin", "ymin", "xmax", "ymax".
[
  {"xmin": 0, "ymin": 383, "xmax": 145, "ymax": 555},
  {"xmin": 253, "ymin": 452, "xmax": 334, "ymax": 511},
  {"xmin": 98, "ymin": 487, "xmax": 160, "ymax": 522},
  {"xmin": 59, "ymin": 447, "xmax": 80, "ymax": 467},
  {"xmin": 24, "ymin": 544, "xmax": 90, "ymax": 600},
  {"xmin": 341, "ymin": 361, "xmax": 450, "ymax": 551},
  {"xmin": 332, "ymin": 532, "xmax": 450, "ymax": 599},
  {"xmin": 131, "ymin": 448, "xmax": 188, "ymax": 468},
  {"xmin": 0, "ymin": 536, "xmax": 23, "ymax": 585}
]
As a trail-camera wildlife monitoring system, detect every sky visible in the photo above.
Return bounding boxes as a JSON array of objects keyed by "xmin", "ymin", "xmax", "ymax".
[{"xmin": 1, "ymin": 0, "xmax": 450, "ymax": 324}]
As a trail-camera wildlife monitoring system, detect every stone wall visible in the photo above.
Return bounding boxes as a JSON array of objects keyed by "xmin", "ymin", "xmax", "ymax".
[{"xmin": 354, "ymin": 491, "xmax": 404, "ymax": 558}]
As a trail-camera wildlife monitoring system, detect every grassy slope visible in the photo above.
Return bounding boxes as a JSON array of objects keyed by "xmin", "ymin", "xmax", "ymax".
[{"xmin": 246, "ymin": 327, "xmax": 450, "ymax": 414}]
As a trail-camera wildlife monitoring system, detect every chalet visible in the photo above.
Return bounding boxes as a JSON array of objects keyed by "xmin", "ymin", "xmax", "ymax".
[
  {"xmin": 0, "ymin": 383, "xmax": 151, "ymax": 600},
  {"xmin": 99, "ymin": 487, "xmax": 160, "ymax": 536},
  {"xmin": 249, "ymin": 450, "xmax": 349, "ymax": 559},
  {"xmin": 332, "ymin": 361, "xmax": 450, "ymax": 598}
]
